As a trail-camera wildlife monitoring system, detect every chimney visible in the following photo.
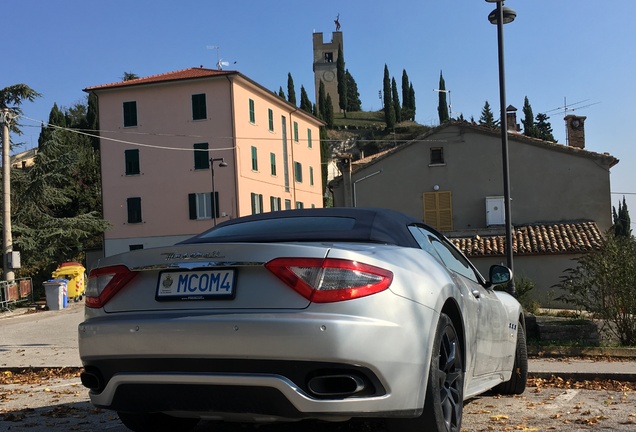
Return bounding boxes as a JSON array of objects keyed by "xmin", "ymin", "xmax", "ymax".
[
  {"xmin": 506, "ymin": 105, "xmax": 520, "ymax": 132},
  {"xmin": 565, "ymin": 115, "xmax": 586, "ymax": 149}
]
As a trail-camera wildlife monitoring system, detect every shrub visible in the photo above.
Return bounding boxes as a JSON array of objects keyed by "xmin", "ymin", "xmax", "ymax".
[{"xmin": 556, "ymin": 232, "xmax": 636, "ymax": 346}]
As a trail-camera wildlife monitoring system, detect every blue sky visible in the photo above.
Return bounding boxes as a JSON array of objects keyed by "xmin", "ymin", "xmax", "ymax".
[{"xmin": 6, "ymin": 0, "xmax": 636, "ymax": 221}]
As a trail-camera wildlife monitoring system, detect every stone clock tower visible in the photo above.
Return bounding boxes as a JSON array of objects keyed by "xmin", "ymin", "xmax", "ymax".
[{"xmin": 313, "ymin": 31, "xmax": 343, "ymax": 114}]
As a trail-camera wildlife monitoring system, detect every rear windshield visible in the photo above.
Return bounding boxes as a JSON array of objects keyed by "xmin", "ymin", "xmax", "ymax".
[{"xmin": 196, "ymin": 216, "xmax": 357, "ymax": 241}]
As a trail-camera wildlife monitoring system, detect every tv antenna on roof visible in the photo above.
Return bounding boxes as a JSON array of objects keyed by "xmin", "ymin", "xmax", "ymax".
[{"xmin": 206, "ymin": 45, "xmax": 234, "ymax": 70}]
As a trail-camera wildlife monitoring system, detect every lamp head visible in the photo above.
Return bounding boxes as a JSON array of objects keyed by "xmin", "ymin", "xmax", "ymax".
[{"xmin": 488, "ymin": 6, "xmax": 517, "ymax": 25}]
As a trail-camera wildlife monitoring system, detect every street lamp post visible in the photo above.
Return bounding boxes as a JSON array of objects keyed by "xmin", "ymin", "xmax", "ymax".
[
  {"xmin": 210, "ymin": 158, "xmax": 228, "ymax": 226},
  {"xmin": 487, "ymin": 0, "xmax": 516, "ymax": 295}
]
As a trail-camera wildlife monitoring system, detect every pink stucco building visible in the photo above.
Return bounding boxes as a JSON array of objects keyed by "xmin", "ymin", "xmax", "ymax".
[{"xmin": 85, "ymin": 68, "xmax": 324, "ymax": 257}]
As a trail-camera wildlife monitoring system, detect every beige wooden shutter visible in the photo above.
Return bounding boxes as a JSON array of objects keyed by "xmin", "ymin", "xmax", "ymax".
[{"xmin": 423, "ymin": 191, "xmax": 453, "ymax": 231}]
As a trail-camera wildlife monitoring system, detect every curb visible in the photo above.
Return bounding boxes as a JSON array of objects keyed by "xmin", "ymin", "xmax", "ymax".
[{"xmin": 528, "ymin": 345, "xmax": 636, "ymax": 359}]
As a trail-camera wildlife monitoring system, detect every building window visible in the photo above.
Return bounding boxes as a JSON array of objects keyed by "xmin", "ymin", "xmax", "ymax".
[
  {"xmin": 270, "ymin": 152, "xmax": 276, "ymax": 176},
  {"xmin": 125, "ymin": 149, "xmax": 140, "ymax": 175},
  {"xmin": 270, "ymin": 196, "xmax": 281, "ymax": 212},
  {"xmin": 251, "ymin": 146, "xmax": 258, "ymax": 171},
  {"xmin": 123, "ymin": 101, "xmax": 137, "ymax": 127},
  {"xmin": 127, "ymin": 197, "xmax": 142, "ymax": 223},
  {"xmin": 309, "ymin": 166, "xmax": 314, "ymax": 186},
  {"xmin": 307, "ymin": 128, "xmax": 312, "ymax": 148},
  {"xmin": 193, "ymin": 143, "xmax": 209, "ymax": 170},
  {"xmin": 192, "ymin": 94, "xmax": 207, "ymax": 120},
  {"xmin": 129, "ymin": 244, "xmax": 143, "ymax": 251},
  {"xmin": 268, "ymin": 109, "xmax": 274, "ymax": 132},
  {"xmin": 249, "ymin": 98, "xmax": 255, "ymax": 124},
  {"xmin": 284, "ymin": 199, "xmax": 291, "ymax": 210},
  {"xmin": 294, "ymin": 161, "xmax": 302, "ymax": 183},
  {"xmin": 296, "ymin": 201, "xmax": 304, "ymax": 209},
  {"xmin": 430, "ymin": 147, "xmax": 444, "ymax": 165},
  {"xmin": 293, "ymin": 121, "xmax": 299, "ymax": 142},
  {"xmin": 324, "ymin": 52, "xmax": 333, "ymax": 62},
  {"xmin": 188, "ymin": 192, "xmax": 218, "ymax": 220},
  {"xmin": 251, "ymin": 193, "xmax": 263, "ymax": 214},
  {"xmin": 423, "ymin": 191, "xmax": 453, "ymax": 231}
]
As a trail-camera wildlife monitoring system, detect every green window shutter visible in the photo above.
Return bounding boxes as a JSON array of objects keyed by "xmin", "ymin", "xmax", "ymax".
[
  {"xmin": 249, "ymin": 99, "xmax": 255, "ymax": 123},
  {"xmin": 194, "ymin": 143, "xmax": 209, "ymax": 169},
  {"xmin": 127, "ymin": 197, "xmax": 142, "ymax": 223},
  {"xmin": 251, "ymin": 146, "xmax": 258, "ymax": 171},
  {"xmin": 268, "ymin": 109, "xmax": 274, "ymax": 131},
  {"xmin": 192, "ymin": 94, "xmax": 207, "ymax": 120},
  {"xmin": 309, "ymin": 166, "xmax": 314, "ymax": 186},
  {"xmin": 307, "ymin": 128, "xmax": 312, "ymax": 148},
  {"xmin": 270, "ymin": 152, "xmax": 276, "ymax": 176},
  {"xmin": 125, "ymin": 149, "xmax": 140, "ymax": 175},
  {"xmin": 188, "ymin": 193, "xmax": 197, "ymax": 220},
  {"xmin": 123, "ymin": 101, "xmax": 137, "ymax": 127},
  {"xmin": 293, "ymin": 121, "xmax": 299, "ymax": 142}
]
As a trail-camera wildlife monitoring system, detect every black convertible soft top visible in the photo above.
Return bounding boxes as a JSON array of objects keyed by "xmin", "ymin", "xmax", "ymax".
[{"xmin": 181, "ymin": 207, "xmax": 425, "ymax": 248}]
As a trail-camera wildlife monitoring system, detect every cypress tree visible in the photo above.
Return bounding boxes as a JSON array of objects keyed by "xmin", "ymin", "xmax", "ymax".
[
  {"xmin": 437, "ymin": 71, "xmax": 449, "ymax": 124},
  {"xmin": 299, "ymin": 85, "xmax": 312, "ymax": 113},
  {"xmin": 336, "ymin": 44, "xmax": 347, "ymax": 117},
  {"xmin": 318, "ymin": 81, "xmax": 327, "ymax": 120},
  {"xmin": 401, "ymin": 70, "xmax": 410, "ymax": 113},
  {"xmin": 278, "ymin": 87, "xmax": 285, "ymax": 99},
  {"xmin": 345, "ymin": 70, "xmax": 361, "ymax": 112},
  {"xmin": 408, "ymin": 83, "xmax": 416, "ymax": 121},
  {"xmin": 522, "ymin": 96, "xmax": 538, "ymax": 138},
  {"xmin": 613, "ymin": 197, "xmax": 632, "ymax": 237},
  {"xmin": 287, "ymin": 73, "xmax": 297, "ymax": 105},
  {"xmin": 325, "ymin": 94, "xmax": 335, "ymax": 129},
  {"xmin": 383, "ymin": 65, "xmax": 395, "ymax": 129},
  {"xmin": 391, "ymin": 77, "xmax": 401, "ymax": 123}
]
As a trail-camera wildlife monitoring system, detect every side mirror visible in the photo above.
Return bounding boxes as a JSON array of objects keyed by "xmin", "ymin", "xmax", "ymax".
[{"xmin": 489, "ymin": 264, "xmax": 512, "ymax": 286}]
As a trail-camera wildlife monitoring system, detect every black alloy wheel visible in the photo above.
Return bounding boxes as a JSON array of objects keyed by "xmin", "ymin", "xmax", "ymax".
[{"xmin": 386, "ymin": 313, "xmax": 464, "ymax": 432}]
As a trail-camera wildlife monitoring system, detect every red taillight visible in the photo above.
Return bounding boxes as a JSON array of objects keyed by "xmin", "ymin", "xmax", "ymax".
[
  {"xmin": 265, "ymin": 258, "xmax": 393, "ymax": 303},
  {"xmin": 85, "ymin": 265, "xmax": 137, "ymax": 308}
]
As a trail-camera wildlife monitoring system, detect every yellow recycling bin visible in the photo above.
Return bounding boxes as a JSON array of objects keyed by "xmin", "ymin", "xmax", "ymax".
[{"xmin": 51, "ymin": 261, "xmax": 86, "ymax": 302}]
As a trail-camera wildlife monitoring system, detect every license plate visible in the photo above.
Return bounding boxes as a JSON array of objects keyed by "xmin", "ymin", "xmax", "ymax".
[{"xmin": 156, "ymin": 269, "xmax": 236, "ymax": 301}]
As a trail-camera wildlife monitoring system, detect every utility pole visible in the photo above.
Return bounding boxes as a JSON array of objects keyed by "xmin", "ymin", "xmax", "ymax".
[{"xmin": 1, "ymin": 108, "xmax": 14, "ymax": 282}]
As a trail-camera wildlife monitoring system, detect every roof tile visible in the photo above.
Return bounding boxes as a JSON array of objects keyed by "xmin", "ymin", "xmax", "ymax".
[{"xmin": 451, "ymin": 221, "xmax": 604, "ymax": 257}]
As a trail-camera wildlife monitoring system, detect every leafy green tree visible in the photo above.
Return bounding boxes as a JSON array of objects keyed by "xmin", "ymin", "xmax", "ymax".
[
  {"xmin": 345, "ymin": 70, "xmax": 361, "ymax": 112},
  {"xmin": 391, "ymin": 77, "xmax": 401, "ymax": 123},
  {"xmin": 299, "ymin": 85, "xmax": 313, "ymax": 114},
  {"xmin": 613, "ymin": 197, "xmax": 632, "ymax": 238},
  {"xmin": 383, "ymin": 65, "xmax": 395, "ymax": 129},
  {"xmin": 12, "ymin": 102, "xmax": 108, "ymax": 284},
  {"xmin": 558, "ymin": 232, "xmax": 636, "ymax": 345},
  {"xmin": 437, "ymin": 71, "xmax": 449, "ymax": 124},
  {"xmin": 336, "ymin": 44, "xmax": 347, "ymax": 117},
  {"xmin": 535, "ymin": 113, "xmax": 555, "ymax": 142},
  {"xmin": 479, "ymin": 101, "xmax": 497, "ymax": 128},
  {"xmin": 522, "ymin": 96, "xmax": 538, "ymax": 138},
  {"xmin": 38, "ymin": 103, "xmax": 66, "ymax": 148},
  {"xmin": 0, "ymin": 84, "xmax": 41, "ymax": 136},
  {"xmin": 287, "ymin": 73, "xmax": 297, "ymax": 105},
  {"xmin": 278, "ymin": 87, "xmax": 286, "ymax": 99}
]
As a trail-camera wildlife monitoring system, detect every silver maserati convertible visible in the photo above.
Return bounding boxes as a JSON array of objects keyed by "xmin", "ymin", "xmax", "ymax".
[{"xmin": 78, "ymin": 207, "xmax": 527, "ymax": 432}]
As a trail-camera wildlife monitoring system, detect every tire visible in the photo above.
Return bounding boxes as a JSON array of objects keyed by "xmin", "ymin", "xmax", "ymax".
[
  {"xmin": 495, "ymin": 321, "xmax": 528, "ymax": 395},
  {"xmin": 117, "ymin": 412, "xmax": 199, "ymax": 432},
  {"xmin": 386, "ymin": 313, "xmax": 464, "ymax": 432}
]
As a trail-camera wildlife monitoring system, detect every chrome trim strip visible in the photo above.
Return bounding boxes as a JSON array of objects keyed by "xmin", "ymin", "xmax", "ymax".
[{"xmin": 131, "ymin": 261, "xmax": 264, "ymax": 271}]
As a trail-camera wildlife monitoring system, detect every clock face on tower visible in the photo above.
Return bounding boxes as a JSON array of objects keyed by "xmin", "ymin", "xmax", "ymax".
[
  {"xmin": 323, "ymin": 71, "xmax": 335, "ymax": 82},
  {"xmin": 570, "ymin": 119, "xmax": 582, "ymax": 129}
]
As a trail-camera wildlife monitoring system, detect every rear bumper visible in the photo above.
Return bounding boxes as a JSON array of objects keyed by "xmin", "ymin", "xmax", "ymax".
[{"xmin": 78, "ymin": 303, "xmax": 438, "ymax": 419}]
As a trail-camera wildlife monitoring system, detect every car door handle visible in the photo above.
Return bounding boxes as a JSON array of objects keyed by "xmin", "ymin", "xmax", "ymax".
[{"xmin": 471, "ymin": 289, "xmax": 481, "ymax": 299}]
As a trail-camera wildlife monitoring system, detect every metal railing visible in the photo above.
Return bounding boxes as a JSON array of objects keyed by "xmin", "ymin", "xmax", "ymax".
[{"xmin": 0, "ymin": 278, "xmax": 33, "ymax": 311}]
